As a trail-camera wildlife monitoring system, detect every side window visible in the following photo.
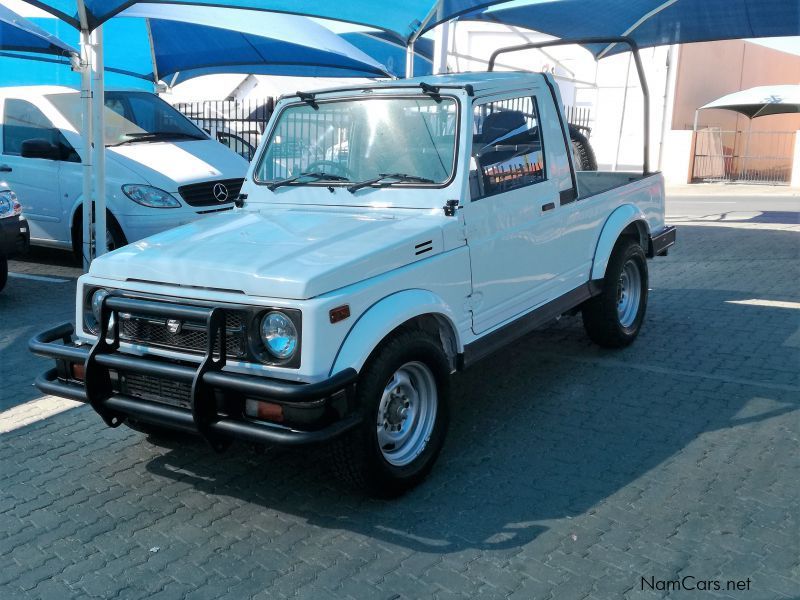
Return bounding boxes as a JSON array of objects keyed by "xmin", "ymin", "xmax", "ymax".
[
  {"xmin": 470, "ymin": 96, "xmax": 546, "ymax": 200},
  {"xmin": 2, "ymin": 99, "xmax": 58, "ymax": 156}
]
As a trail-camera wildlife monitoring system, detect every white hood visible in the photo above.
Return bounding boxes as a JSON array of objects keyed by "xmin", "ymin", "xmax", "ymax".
[
  {"xmin": 108, "ymin": 139, "xmax": 248, "ymax": 189},
  {"xmin": 89, "ymin": 206, "xmax": 445, "ymax": 299}
]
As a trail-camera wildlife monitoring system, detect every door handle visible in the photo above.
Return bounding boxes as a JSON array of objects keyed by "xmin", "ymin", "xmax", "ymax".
[
  {"xmin": 0, "ymin": 165, "xmax": 11, "ymax": 172},
  {"xmin": 541, "ymin": 202, "xmax": 555, "ymax": 212}
]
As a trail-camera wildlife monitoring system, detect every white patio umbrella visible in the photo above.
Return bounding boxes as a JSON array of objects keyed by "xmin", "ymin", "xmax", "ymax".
[{"xmin": 699, "ymin": 85, "xmax": 800, "ymax": 119}]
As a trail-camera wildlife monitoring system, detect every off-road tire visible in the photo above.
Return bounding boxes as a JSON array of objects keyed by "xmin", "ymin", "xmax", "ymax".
[
  {"xmin": 330, "ymin": 328, "xmax": 450, "ymax": 497},
  {"xmin": 582, "ymin": 238, "xmax": 648, "ymax": 348},
  {"xmin": 569, "ymin": 125, "xmax": 598, "ymax": 171}
]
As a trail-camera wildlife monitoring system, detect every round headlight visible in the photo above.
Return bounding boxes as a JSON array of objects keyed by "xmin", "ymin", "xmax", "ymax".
[
  {"xmin": 259, "ymin": 311, "xmax": 297, "ymax": 359},
  {"xmin": 91, "ymin": 288, "xmax": 110, "ymax": 323}
]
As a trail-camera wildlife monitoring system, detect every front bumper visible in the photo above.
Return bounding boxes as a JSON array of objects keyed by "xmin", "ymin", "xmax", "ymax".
[
  {"xmin": 30, "ymin": 296, "xmax": 359, "ymax": 449},
  {"xmin": 0, "ymin": 214, "xmax": 30, "ymax": 257}
]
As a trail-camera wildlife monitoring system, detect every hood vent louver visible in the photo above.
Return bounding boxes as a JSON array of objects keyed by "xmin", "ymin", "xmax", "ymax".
[{"xmin": 415, "ymin": 240, "xmax": 433, "ymax": 256}]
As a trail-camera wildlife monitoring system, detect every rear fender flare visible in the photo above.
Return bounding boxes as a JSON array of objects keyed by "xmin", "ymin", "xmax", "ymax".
[{"xmin": 591, "ymin": 204, "xmax": 649, "ymax": 280}]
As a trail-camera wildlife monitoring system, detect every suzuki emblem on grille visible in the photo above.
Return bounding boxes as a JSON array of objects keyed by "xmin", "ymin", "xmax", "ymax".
[
  {"xmin": 213, "ymin": 183, "xmax": 229, "ymax": 202},
  {"xmin": 166, "ymin": 319, "xmax": 182, "ymax": 334}
]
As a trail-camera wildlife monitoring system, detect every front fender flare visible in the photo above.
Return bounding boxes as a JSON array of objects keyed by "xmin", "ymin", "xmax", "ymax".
[
  {"xmin": 329, "ymin": 289, "xmax": 462, "ymax": 377},
  {"xmin": 591, "ymin": 204, "xmax": 649, "ymax": 280}
]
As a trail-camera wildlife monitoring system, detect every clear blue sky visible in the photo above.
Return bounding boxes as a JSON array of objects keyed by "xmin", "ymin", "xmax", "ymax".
[{"xmin": 748, "ymin": 37, "xmax": 800, "ymax": 56}]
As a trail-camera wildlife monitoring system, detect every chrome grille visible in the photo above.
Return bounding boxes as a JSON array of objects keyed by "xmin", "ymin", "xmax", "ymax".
[
  {"xmin": 178, "ymin": 178, "xmax": 244, "ymax": 207},
  {"xmin": 119, "ymin": 311, "xmax": 247, "ymax": 358}
]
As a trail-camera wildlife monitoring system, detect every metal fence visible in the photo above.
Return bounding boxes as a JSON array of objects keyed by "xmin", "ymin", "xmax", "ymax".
[
  {"xmin": 174, "ymin": 97, "xmax": 592, "ymax": 163},
  {"xmin": 174, "ymin": 98, "xmax": 275, "ymax": 162},
  {"xmin": 564, "ymin": 105, "xmax": 592, "ymax": 131},
  {"xmin": 692, "ymin": 129, "xmax": 795, "ymax": 185}
]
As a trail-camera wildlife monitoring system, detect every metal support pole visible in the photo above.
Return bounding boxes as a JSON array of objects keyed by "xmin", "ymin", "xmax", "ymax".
[
  {"xmin": 433, "ymin": 20, "xmax": 450, "ymax": 74},
  {"xmin": 657, "ymin": 45, "xmax": 675, "ymax": 172},
  {"xmin": 613, "ymin": 53, "xmax": 633, "ymax": 171},
  {"xmin": 405, "ymin": 41, "xmax": 416, "ymax": 78},
  {"xmin": 79, "ymin": 29, "xmax": 93, "ymax": 270},
  {"xmin": 91, "ymin": 26, "xmax": 107, "ymax": 256}
]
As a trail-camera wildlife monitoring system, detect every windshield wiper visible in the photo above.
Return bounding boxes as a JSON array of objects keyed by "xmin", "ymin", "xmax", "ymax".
[
  {"xmin": 267, "ymin": 171, "xmax": 350, "ymax": 191},
  {"xmin": 347, "ymin": 173, "xmax": 435, "ymax": 193},
  {"xmin": 110, "ymin": 131, "xmax": 205, "ymax": 146}
]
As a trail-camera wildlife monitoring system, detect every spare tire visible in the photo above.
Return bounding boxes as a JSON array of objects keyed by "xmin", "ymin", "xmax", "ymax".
[{"xmin": 569, "ymin": 124, "xmax": 598, "ymax": 171}]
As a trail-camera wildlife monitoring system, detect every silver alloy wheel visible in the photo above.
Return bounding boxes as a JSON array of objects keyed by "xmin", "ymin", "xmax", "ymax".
[
  {"xmin": 617, "ymin": 258, "xmax": 642, "ymax": 328},
  {"xmin": 376, "ymin": 361, "xmax": 438, "ymax": 467}
]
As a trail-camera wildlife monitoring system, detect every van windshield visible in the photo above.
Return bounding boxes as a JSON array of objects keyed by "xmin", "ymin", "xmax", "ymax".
[
  {"xmin": 254, "ymin": 96, "xmax": 458, "ymax": 186},
  {"xmin": 47, "ymin": 91, "xmax": 206, "ymax": 147}
]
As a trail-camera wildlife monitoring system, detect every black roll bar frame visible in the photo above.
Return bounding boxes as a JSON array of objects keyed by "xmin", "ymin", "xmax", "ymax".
[{"xmin": 488, "ymin": 36, "xmax": 650, "ymax": 175}]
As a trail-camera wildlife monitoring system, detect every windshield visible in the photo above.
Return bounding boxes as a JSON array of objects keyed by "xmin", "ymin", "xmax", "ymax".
[
  {"xmin": 254, "ymin": 96, "xmax": 458, "ymax": 186},
  {"xmin": 47, "ymin": 91, "xmax": 206, "ymax": 147}
]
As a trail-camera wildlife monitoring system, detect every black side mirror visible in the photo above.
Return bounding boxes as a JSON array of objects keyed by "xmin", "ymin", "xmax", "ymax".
[{"xmin": 21, "ymin": 138, "xmax": 60, "ymax": 160}]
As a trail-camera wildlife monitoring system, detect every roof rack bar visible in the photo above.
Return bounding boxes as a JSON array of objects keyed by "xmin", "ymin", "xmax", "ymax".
[{"xmin": 488, "ymin": 36, "xmax": 650, "ymax": 174}]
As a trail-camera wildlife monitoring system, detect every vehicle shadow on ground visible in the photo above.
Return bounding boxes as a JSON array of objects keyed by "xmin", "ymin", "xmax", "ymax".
[
  {"xmin": 670, "ymin": 209, "xmax": 799, "ymax": 225},
  {"xmin": 141, "ymin": 279, "xmax": 798, "ymax": 554}
]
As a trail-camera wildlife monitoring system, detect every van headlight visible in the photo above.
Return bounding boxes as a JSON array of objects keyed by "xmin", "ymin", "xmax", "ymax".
[
  {"xmin": 122, "ymin": 184, "xmax": 181, "ymax": 208},
  {"xmin": 259, "ymin": 311, "xmax": 298, "ymax": 359}
]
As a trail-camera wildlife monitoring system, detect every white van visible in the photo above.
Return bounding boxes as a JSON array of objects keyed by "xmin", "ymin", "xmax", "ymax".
[{"xmin": 0, "ymin": 86, "xmax": 248, "ymax": 252}]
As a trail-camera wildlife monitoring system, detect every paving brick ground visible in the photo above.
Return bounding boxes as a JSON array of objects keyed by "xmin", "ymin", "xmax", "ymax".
[{"xmin": 0, "ymin": 201, "xmax": 798, "ymax": 599}]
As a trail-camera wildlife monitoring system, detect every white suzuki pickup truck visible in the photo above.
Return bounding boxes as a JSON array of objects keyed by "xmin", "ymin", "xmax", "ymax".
[{"xmin": 32, "ymin": 43, "xmax": 675, "ymax": 496}]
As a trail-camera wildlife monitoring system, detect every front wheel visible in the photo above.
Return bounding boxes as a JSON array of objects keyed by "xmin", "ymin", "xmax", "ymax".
[
  {"xmin": 582, "ymin": 239, "xmax": 648, "ymax": 347},
  {"xmin": 331, "ymin": 328, "xmax": 450, "ymax": 497}
]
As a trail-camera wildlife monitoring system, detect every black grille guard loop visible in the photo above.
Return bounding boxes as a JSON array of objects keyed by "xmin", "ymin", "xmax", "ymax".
[
  {"xmin": 30, "ymin": 315, "xmax": 360, "ymax": 447},
  {"xmin": 191, "ymin": 307, "xmax": 230, "ymax": 451}
]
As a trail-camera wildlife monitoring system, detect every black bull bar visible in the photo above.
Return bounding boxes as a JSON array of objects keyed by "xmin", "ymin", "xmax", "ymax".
[{"xmin": 30, "ymin": 296, "xmax": 359, "ymax": 450}]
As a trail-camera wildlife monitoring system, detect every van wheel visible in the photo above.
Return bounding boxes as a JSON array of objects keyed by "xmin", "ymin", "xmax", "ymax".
[
  {"xmin": 0, "ymin": 256, "xmax": 7, "ymax": 292},
  {"xmin": 72, "ymin": 213, "xmax": 128, "ymax": 259},
  {"xmin": 582, "ymin": 238, "xmax": 648, "ymax": 347},
  {"xmin": 331, "ymin": 329, "xmax": 450, "ymax": 497}
]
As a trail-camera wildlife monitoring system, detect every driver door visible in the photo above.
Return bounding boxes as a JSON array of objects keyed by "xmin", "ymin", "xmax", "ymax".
[{"xmin": 462, "ymin": 93, "xmax": 564, "ymax": 335}]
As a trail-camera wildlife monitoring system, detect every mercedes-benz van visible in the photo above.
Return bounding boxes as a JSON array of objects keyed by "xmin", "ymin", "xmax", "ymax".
[{"xmin": 0, "ymin": 86, "xmax": 248, "ymax": 252}]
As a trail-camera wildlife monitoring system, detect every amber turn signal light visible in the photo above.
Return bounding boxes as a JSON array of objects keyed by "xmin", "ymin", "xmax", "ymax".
[{"xmin": 329, "ymin": 304, "xmax": 351, "ymax": 324}]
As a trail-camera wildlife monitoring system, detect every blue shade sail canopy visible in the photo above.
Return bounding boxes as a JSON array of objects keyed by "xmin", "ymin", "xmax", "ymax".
[
  {"xmin": 119, "ymin": 4, "xmax": 392, "ymax": 81},
  {"xmin": 13, "ymin": 0, "xmax": 507, "ymax": 39},
  {"xmin": 342, "ymin": 32, "xmax": 434, "ymax": 77},
  {"xmin": 0, "ymin": 2, "xmax": 75, "ymax": 55},
  {"xmin": 0, "ymin": 5, "xmax": 396, "ymax": 85},
  {"xmin": 465, "ymin": 0, "xmax": 800, "ymax": 57}
]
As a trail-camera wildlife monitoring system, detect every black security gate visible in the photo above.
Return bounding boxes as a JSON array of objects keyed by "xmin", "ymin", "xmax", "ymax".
[{"xmin": 174, "ymin": 98, "xmax": 275, "ymax": 161}]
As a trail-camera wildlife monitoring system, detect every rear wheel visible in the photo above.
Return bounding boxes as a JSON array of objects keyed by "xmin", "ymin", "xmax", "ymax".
[
  {"xmin": 331, "ymin": 328, "xmax": 450, "ymax": 497},
  {"xmin": 582, "ymin": 238, "xmax": 648, "ymax": 347}
]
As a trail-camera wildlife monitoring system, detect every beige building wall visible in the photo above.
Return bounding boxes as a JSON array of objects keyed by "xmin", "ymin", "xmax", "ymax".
[{"xmin": 670, "ymin": 40, "xmax": 800, "ymax": 182}]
